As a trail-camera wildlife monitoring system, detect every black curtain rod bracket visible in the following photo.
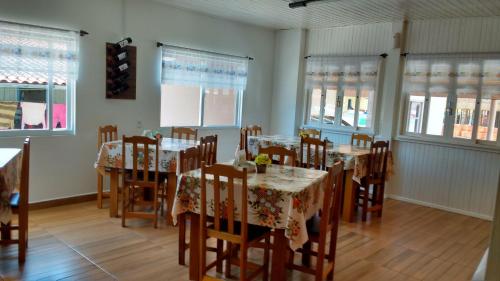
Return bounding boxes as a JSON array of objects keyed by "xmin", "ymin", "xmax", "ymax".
[
  {"xmin": 401, "ymin": 52, "xmax": 409, "ymax": 57},
  {"xmin": 380, "ymin": 53, "xmax": 388, "ymax": 58},
  {"xmin": 79, "ymin": 30, "xmax": 89, "ymax": 37},
  {"xmin": 157, "ymin": 41, "xmax": 253, "ymax": 61}
]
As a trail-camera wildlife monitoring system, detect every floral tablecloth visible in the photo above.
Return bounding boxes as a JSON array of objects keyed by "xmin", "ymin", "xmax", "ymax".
[
  {"xmin": 247, "ymin": 135, "xmax": 393, "ymax": 182},
  {"xmin": 94, "ymin": 138, "xmax": 198, "ymax": 175},
  {"xmin": 172, "ymin": 164, "xmax": 329, "ymax": 250},
  {"xmin": 0, "ymin": 149, "xmax": 22, "ymax": 224}
]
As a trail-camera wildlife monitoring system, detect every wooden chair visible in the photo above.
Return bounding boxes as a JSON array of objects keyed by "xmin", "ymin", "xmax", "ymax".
[
  {"xmin": 239, "ymin": 128, "xmax": 250, "ymax": 160},
  {"xmin": 287, "ymin": 161, "xmax": 344, "ymax": 281},
  {"xmin": 177, "ymin": 146, "xmax": 223, "ymax": 268},
  {"xmin": 200, "ymin": 163, "xmax": 271, "ymax": 281},
  {"xmin": 350, "ymin": 133, "xmax": 374, "ymax": 147},
  {"xmin": 355, "ymin": 141, "xmax": 390, "ymax": 221},
  {"xmin": 299, "ymin": 137, "xmax": 328, "ymax": 171},
  {"xmin": 258, "ymin": 145, "xmax": 297, "ymax": 166},
  {"xmin": 171, "ymin": 127, "xmax": 198, "ymax": 141},
  {"xmin": 299, "ymin": 128, "xmax": 322, "ymax": 139},
  {"xmin": 200, "ymin": 135, "xmax": 218, "ymax": 165},
  {"xmin": 1, "ymin": 138, "xmax": 30, "ymax": 263},
  {"xmin": 97, "ymin": 125, "xmax": 118, "ymax": 208},
  {"xmin": 121, "ymin": 135, "xmax": 160, "ymax": 228},
  {"xmin": 246, "ymin": 125, "xmax": 262, "ymax": 136}
]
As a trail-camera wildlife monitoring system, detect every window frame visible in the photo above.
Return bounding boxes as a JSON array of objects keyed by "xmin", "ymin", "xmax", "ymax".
[
  {"xmin": 399, "ymin": 54, "xmax": 500, "ymax": 148},
  {"xmin": 303, "ymin": 56, "xmax": 384, "ymax": 135},
  {"xmin": 0, "ymin": 81, "xmax": 76, "ymax": 137}
]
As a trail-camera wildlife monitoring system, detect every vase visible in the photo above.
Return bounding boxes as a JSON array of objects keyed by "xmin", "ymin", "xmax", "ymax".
[{"xmin": 256, "ymin": 164, "xmax": 267, "ymax": 174}]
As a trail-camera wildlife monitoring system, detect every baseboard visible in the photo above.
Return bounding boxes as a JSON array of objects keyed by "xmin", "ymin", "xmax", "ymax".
[
  {"xmin": 29, "ymin": 193, "xmax": 97, "ymax": 210},
  {"xmin": 386, "ymin": 194, "xmax": 493, "ymax": 221}
]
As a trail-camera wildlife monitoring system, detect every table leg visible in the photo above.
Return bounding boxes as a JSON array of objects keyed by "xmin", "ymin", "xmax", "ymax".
[
  {"xmin": 109, "ymin": 169, "xmax": 119, "ymax": 218},
  {"xmin": 166, "ymin": 173, "xmax": 177, "ymax": 225},
  {"xmin": 189, "ymin": 213, "xmax": 200, "ymax": 281},
  {"xmin": 342, "ymin": 169, "xmax": 355, "ymax": 223},
  {"xmin": 270, "ymin": 229, "xmax": 287, "ymax": 281}
]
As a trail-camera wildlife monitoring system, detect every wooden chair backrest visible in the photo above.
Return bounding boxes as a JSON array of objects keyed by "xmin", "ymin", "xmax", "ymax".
[
  {"xmin": 122, "ymin": 135, "xmax": 159, "ymax": 189},
  {"xmin": 200, "ymin": 163, "xmax": 248, "ymax": 245},
  {"xmin": 368, "ymin": 141, "xmax": 390, "ymax": 182},
  {"xmin": 20, "ymin": 137, "xmax": 30, "ymax": 212},
  {"xmin": 299, "ymin": 137, "xmax": 328, "ymax": 170},
  {"xmin": 258, "ymin": 145, "xmax": 297, "ymax": 166},
  {"xmin": 318, "ymin": 161, "xmax": 344, "ymax": 264},
  {"xmin": 179, "ymin": 146, "xmax": 201, "ymax": 174},
  {"xmin": 246, "ymin": 125, "xmax": 262, "ymax": 136},
  {"xmin": 171, "ymin": 127, "xmax": 198, "ymax": 141},
  {"xmin": 98, "ymin": 125, "xmax": 118, "ymax": 149},
  {"xmin": 239, "ymin": 128, "xmax": 249, "ymax": 159},
  {"xmin": 351, "ymin": 133, "xmax": 374, "ymax": 147},
  {"xmin": 299, "ymin": 128, "xmax": 321, "ymax": 139},
  {"xmin": 200, "ymin": 135, "xmax": 217, "ymax": 165}
]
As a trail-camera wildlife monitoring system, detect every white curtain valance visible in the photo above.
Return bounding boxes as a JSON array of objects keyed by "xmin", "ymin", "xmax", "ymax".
[
  {"xmin": 404, "ymin": 53, "xmax": 500, "ymax": 93},
  {"xmin": 0, "ymin": 21, "xmax": 79, "ymax": 85},
  {"xmin": 161, "ymin": 46, "xmax": 248, "ymax": 90},
  {"xmin": 305, "ymin": 55, "xmax": 381, "ymax": 86}
]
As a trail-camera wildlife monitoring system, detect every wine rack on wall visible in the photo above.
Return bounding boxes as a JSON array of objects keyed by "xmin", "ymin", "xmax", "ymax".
[{"xmin": 105, "ymin": 40, "xmax": 136, "ymax": 99}]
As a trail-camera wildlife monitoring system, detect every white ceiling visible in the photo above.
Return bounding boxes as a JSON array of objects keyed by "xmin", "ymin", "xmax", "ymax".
[{"xmin": 153, "ymin": 0, "xmax": 500, "ymax": 29}]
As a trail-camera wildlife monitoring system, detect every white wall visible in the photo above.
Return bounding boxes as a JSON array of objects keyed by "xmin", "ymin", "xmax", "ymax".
[
  {"xmin": 0, "ymin": 0, "xmax": 275, "ymax": 202},
  {"xmin": 270, "ymin": 29, "xmax": 306, "ymax": 136}
]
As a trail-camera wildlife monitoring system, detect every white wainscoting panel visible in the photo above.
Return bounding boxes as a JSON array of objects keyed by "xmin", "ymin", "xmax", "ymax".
[
  {"xmin": 306, "ymin": 22, "xmax": 393, "ymax": 56},
  {"xmin": 388, "ymin": 140, "xmax": 500, "ymax": 219},
  {"xmin": 407, "ymin": 16, "xmax": 500, "ymax": 53}
]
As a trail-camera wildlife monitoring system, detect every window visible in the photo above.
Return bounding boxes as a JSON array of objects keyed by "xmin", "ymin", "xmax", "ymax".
[
  {"xmin": 160, "ymin": 46, "xmax": 247, "ymax": 127},
  {"xmin": 0, "ymin": 21, "xmax": 79, "ymax": 136},
  {"xmin": 304, "ymin": 55, "xmax": 382, "ymax": 132},
  {"xmin": 402, "ymin": 54, "xmax": 500, "ymax": 145}
]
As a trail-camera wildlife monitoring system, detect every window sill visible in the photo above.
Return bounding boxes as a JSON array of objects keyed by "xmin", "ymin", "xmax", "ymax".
[
  {"xmin": 302, "ymin": 124, "xmax": 375, "ymax": 136},
  {"xmin": 396, "ymin": 134, "xmax": 500, "ymax": 154},
  {"xmin": 0, "ymin": 129, "xmax": 75, "ymax": 138}
]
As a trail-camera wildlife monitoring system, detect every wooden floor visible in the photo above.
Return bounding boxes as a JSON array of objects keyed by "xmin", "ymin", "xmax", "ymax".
[{"xmin": 0, "ymin": 199, "xmax": 491, "ymax": 281}]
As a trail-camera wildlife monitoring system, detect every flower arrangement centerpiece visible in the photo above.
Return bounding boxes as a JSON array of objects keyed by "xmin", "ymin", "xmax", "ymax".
[
  {"xmin": 254, "ymin": 154, "xmax": 271, "ymax": 174},
  {"xmin": 299, "ymin": 130, "xmax": 309, "ymax": 139}
]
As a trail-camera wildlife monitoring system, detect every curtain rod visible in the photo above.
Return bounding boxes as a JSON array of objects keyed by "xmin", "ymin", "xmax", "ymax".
[
  {"xmin": 401, "ymin": 51, "xmax": 500, "ymax": 57},
  {"xmin": 0, "ymin": 19, "xmax": 88, "ymax": 37},
  {"xmin": 304, "ymin": 53, "xmax": 388, "ymax": 59},
  {"xmin": 157, "ymin": 42, "xmax": 254, "ymax": 61}
]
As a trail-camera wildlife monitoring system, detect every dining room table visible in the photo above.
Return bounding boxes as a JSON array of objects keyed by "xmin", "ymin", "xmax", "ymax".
[
  {"xmin": 172, "ymin": 163, "xmax": 330, "ymax": 281},
  {"xmin": 247, "ymin": 134, "xmax": 393, "ymax": 222},
  {"xmin": 94, "ymin": 137, "xmax": 198, "ymax": 222},
  {"xmin": 0, "ymin": 148, "xmax": 23, "ymax": 226}
]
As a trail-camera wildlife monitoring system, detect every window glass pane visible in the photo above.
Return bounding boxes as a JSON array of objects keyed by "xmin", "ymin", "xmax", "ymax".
[
  {"xmin": 0, "ymin": 84, "xmax": 48, "ymax": 131},
  {"xmin": 477, "ymin": 88, "xmax": 500, "ymax": 141},
  {"xmin": 308, "ymin": 88, "xmax": 322, "ymax": 124},
  {"xmin": 426, "ymin": 87, "xmax": 448, "ymax": 136},
  {"xmin": 453, "ymin": 88, "xmax": 477, "ymax": 139},
  {"xmin": 457, "ymin": 62, "xmax": 481, "ymax": 86},
  {"xmin": 161, "ymin": 84, "xmax": 200, "ymax": 126},
  {"xmin": 406, "ymin": 92, "xmax": 425, "ymax": 134},
  {"xmin": 341, "ymin": 87, "xmax": 356, "ymax": 127},
  {"xmin": 323, "ymin": 87, "xmax": 336, "ymax": 125},
  {"xmin": 358, "ymin": 86, "xmax": 374, "ymax": 128},
  {"xmin": 53, "ymin": 85, "xmax": 67, "ymax": 130},
  {"xmin": 203, "ymin": 88, "xmax": 236, "ymax": 126}
]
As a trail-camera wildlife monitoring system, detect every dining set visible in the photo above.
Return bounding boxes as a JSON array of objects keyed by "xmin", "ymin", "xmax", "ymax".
[{"xmin": 94, "ymin": 125, "xmax": 392, "ymax": 280}]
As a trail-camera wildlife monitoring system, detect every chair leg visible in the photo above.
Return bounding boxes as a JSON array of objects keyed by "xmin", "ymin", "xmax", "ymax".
[
  {"xmin": 378, "ymin": 184, "xmax": 385, "ymax": 218},
  {"xmin": 153, "ymin": 188, "xmax": 158, "ymax": 229},
  {"xmin": 239, "ymin": 245, "xmax": 247, "ymax": 281},
  {"xmin": 216, "ymin": 239, "xmax": 224, "ymax": 273},
  {"xmin": 97, "ymin": 173, "xmax": 103, "ymax": 208},
  {"xmin": 262, "ymin": 235, "xmax": 270, "ymax": 281},
  {"xmin": 225, "ymin": 242, "xmax": 233, "ymax": 278},
  {"xmin": 362, "ymin": 185, "xmax": 369, "ymax": 222},
  {"xmin": 301, "ymin": 240, "xmax": 312, "ymax": 266},
  {"xmin": 121, "ymin": 187, "xmax": 127, "ymax": 227},
  {"xmin": 178, "ymin": 213, "xmax": 187, "ymax": 265},
  {"xmin": 18, "ymin": 219, "xmax": 27, "ymax": 263}
]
